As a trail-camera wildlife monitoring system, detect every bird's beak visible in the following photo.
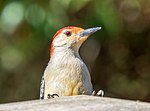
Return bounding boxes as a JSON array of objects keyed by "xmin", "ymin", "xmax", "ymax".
[{"xmin": 77, "ymin": 27, "xmax": 101, "ymax": 37}]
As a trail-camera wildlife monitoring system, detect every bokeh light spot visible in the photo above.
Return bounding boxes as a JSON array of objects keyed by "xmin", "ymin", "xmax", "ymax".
[
  {"xmin": 1, "ymin": 47, "xmax": 23, "ymax": 70},
  {"xmin": 25, "ymin": 4, "xmax": 45, "ymax": 26},
  {"xmin": 0, "ymin": 2, "xmax": 24, "ymax": 34},
  {"xmin": 119, "ymin": 0, "xmax": 141, "ymax": 22}
]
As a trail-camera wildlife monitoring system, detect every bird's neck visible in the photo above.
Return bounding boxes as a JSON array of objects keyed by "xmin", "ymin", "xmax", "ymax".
[{"xmin": 50, "ymin": 46, "xmax": 81, "ymax": 63}]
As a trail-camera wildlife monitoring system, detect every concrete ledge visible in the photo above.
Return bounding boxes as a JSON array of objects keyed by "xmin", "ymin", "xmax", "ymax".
[{"xmin": 0, "ymin": 95, "xmax": 150, "ymax": 111}]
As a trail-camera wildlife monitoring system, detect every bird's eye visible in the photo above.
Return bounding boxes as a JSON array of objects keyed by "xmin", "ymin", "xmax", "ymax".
[{"xmin": 65, "ymin": 31, "xmax": 72, "ymax": 36}]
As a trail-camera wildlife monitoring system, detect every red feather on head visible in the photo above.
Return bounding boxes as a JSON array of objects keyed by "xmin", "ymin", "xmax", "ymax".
[{"xmin": 50, "ymin": 26, "xmax": 82, "ymax": 58}]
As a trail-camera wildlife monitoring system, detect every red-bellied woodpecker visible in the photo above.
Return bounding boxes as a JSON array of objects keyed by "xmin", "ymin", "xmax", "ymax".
[{"xmin": 40, "ymin": 26, "xmax": 102, "ymax": 99}]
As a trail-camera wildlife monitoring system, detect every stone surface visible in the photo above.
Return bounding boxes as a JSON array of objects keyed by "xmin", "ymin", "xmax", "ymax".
[{"xmin": 0, "ymin": 95, "xmax": 150, "ymax": 111}]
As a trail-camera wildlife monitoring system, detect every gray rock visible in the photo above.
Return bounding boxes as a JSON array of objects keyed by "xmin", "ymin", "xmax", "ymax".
[{"xmin": 0, "ymin": 95, "xmax": 150, "ymax": 111}]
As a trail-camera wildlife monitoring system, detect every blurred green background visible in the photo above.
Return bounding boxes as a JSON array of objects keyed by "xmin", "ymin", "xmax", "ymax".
[{"xmin": 0, "ymin": 0, "xmax": 150, "ymax": 103}]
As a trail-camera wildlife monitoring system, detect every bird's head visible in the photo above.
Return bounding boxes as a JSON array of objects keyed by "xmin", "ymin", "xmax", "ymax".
[{"xmin": 50, "ymin": 26, "xmax": 101, "ymax": 57}]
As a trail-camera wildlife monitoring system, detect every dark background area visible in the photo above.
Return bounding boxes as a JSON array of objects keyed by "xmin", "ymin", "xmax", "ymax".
[{"xmin": 0, "ymin": 0, "xmax": 150, "ymax": 103}]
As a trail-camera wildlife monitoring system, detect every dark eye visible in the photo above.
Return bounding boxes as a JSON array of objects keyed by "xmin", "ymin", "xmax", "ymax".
[{"xmin": 65, "ymin": 31, "xmax": 72, "ymax": 36}]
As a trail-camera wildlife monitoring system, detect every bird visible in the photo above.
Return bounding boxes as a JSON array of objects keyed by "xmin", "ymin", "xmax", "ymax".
[{"xmin": 40, "ymin": 26, "xmax": 102, "ymax": 99}]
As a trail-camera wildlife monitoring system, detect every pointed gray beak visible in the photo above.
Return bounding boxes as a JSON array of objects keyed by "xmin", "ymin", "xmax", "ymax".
[{"xmin": 77, "ymin": 27, "xmax": 101, "ymax": 37}]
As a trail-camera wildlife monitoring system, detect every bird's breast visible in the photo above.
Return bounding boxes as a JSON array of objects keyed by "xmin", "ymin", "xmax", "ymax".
[{"xmin": 44, "ymin": 56, "xmax": 93, "ymax": 97}]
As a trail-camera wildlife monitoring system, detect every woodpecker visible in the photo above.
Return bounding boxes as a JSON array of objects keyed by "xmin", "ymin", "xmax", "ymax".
[{"xmin": 40, "ymin": 26, "xmax": 102, "ymax": 99}]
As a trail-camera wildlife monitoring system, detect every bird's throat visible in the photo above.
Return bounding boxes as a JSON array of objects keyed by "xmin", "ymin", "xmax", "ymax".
[{"xmin": 50, "ymin": 46, "xmax": 80, "ymax": 61}]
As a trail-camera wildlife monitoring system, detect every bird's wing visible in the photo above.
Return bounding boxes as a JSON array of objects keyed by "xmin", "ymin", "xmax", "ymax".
[{"xmin": 40, "ymin": 75, "xmax": 45, "ymax": 99}]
